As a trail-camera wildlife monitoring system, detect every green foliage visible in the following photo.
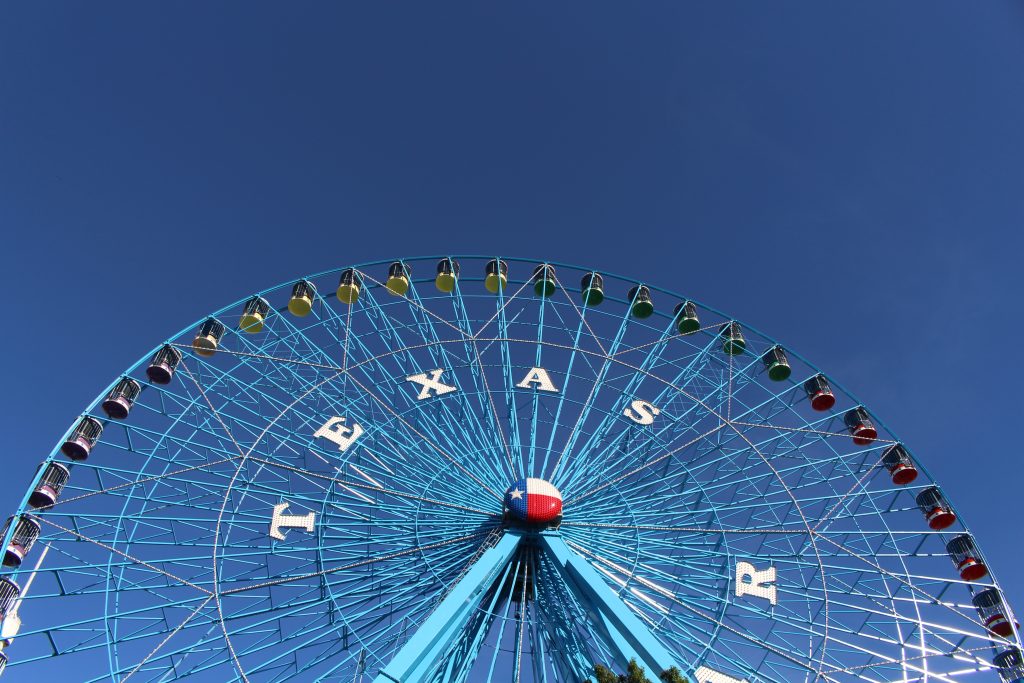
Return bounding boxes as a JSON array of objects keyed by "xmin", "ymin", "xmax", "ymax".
[
  {"xmin": 594, "ymin": 663, "xmax": 620, "ymax": 683},
  {"xmin": 592, "ymin": 660, "xmax": 690, "ymax": 683},
  {"xmin": 659, "ymin": 666, "xmax": 690, "ymax": 683},
  {"xmin": 625, "ymin": 659, "xmax": 649, "ymax": 683}
]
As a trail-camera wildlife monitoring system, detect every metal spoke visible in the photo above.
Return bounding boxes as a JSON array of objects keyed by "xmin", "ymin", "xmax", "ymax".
[{"xmin": 2, "ymin": 257, "xmax": 1015, "ymax": 683}]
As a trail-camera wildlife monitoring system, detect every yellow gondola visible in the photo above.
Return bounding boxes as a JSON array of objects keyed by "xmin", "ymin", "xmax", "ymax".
[
  {"xmin": 192, "ymin": 318, "xmax": 225, "ymax": 356},
  {"xmin": 239, "ymin": 296, "xmax": 271, "ymax": 333},
  {"xmin": 336, "ymin": 269, "xmax": 361, "ymax": 304},
  {"xmin": 386, "ymin": 261, "xmax": 411, "ymax": 296},
  {"xmin": 288, "ymin": 280, "xmax": 316, "ymax": 317},
  {"xmin": 484, "ymin": 259, "xmax": 508, "ymax": 293},
  {"xmin": 435, "ymin": 258, "xmax": 460, "ymax": 292}
]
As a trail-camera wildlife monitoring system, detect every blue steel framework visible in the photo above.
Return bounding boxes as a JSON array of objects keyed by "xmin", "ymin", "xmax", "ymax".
[{"xmin": 0, "ymin": 256, "xmax": 1019, "ymax": 682}]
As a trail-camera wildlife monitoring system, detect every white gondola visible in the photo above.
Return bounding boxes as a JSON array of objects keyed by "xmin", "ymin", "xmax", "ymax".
[
  {"xmin": 29, "ymin": 461, "xmax": 70, "ymax": 508},
  {"xmin": 146, "ymin": 345, "xmax": 182, "ymax": 385},
  {"xmin": 61, "ymin": 417, "xmax": 102, "ymax": 461},
  {"xmin": 1, "ymin": 515, "xmax": 40, "ymax": 568},
  {"xmin": 101, "ymin": 377, "xmax": 141, "ymax": 419}
]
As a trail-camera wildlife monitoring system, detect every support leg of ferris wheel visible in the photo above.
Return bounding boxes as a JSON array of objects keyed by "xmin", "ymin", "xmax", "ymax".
[
  {"xmin": 539, "ymin": 532, "xmax": 682, "ymax": 679},
  {"xmin": 374, "ymin": 528, "xmax": 684, "ymax": 683},
  {"xmin": 373, "ymin": 531, "xmax": 523, "ymax": 683}
]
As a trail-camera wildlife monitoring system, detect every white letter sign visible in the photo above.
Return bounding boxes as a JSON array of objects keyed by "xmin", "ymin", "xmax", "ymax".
[
  {"xmin": 516, "ymin": 367, "xmax": 559, "ymax": 393},
  {"xmin": 313, "ymin": 416, "xmax": 364, "ymax": 452},
  {"xmin": 735, "ymin": 561, "xmax": 777, "ymax": 605},
  {"xmin": 623, "ymin": 399, "xmax": 660, "ymax": 425},
  {"xmin": 269, "ymin": 503, "xmax": 316, "ymax": 541},
  {"xmin": 405, "ymin": 369, "xmax": 458, "ymax": 400},
  {"xmin": 694, "ymin": 666, "xmax": 749, "ymax": 683}
]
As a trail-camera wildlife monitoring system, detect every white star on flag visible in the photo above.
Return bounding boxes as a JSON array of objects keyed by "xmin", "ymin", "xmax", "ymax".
[{"xmin": 509, "ymin": 488, "xmax": 523, "ymax": 500}]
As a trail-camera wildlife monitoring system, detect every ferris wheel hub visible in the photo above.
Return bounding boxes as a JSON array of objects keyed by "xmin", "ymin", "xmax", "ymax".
[
  {"xmin": 10, "ymin": 257, "xmax": 1016, "ymax": 682},
  {"xmin": 504, "ymin": 478, "xmax": 563, "ymax": 526}
]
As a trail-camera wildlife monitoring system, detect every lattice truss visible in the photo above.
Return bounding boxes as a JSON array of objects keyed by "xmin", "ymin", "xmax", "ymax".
[{"xmin": 0, "ymin": 256, "xmax": 1019, "ymax": 683}]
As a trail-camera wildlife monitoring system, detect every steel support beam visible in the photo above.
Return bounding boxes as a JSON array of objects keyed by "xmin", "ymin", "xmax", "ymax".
[
  {"xmin": 540, "ymin": 532, "xmax": 682, "ymax": 678},
  {"xmin": 374, "ymin": 531, "xmax": 523, "ymax": 683}
]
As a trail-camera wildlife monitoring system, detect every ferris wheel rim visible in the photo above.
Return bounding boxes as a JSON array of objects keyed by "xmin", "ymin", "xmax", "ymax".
[{"xmin": 1, "ymin": 255, "xmax": 1017, "ymax": 682}]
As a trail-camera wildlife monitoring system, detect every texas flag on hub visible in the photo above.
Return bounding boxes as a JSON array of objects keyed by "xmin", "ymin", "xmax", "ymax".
[{"xmin": 505, "ymin": 478, "xmax": 563, "ymax": 524}]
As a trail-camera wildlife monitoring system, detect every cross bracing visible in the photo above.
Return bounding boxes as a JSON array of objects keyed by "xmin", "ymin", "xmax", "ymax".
[{"xmin": 1, "ymin": 257, "xmax": 1017, "ymax": 682}]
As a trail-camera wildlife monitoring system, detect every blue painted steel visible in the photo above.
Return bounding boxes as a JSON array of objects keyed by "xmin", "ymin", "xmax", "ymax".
[
  {"xmin": 374, "ymin": 532, "xmax": 523, "ymax": 683},
  {"xmin": 540, "ymin": 532, "xmax": 681, "ymax": 677},
  {"xmin": 0, "ymin": 256, "xmax": 1016, "ymax": 682}
]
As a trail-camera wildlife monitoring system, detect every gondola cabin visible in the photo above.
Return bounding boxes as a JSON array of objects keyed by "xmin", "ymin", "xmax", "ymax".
[
  {"xmin": 994, "ymin": 648, "xmax": 1024, "ymax": 683},
  {"xmin": 192, "ymin": 318, "xmax": 225, "ymax": 357},
  {"xmin": 2, "ymin": 515, "xmax": 40, "ymax": 568},
  {"xmin": 881, "ymin": 444, "xmax": 918, "ymax": 485},
  {"xmin": 61, "ymin": 416, "xmax": 103, "ymax": 461},
  {"xmin": 915, "ymin": 487, "xmax": 956, "ymax": 530},
  {"xmin": 532, "ymin": 264, "xmax": 556, "ymax": 297},
  {"xmin": 239, "ymin": 296, "xmax": 271, "ymax": 333},
  {"xmin": 720, "ymin": 322, "xmax": 746, "ymax": 355},
  {"xmin": 762, "ymin": 346, "xmax": 791, "ymax": 381},
  {"xmin": 336, "ymin": 269, "xmax": 362, "ymax": 304},
  {"xmin": 146, "ymin": 345, "xmax": 182, "ymax": 385},
  {"xmin": 973, "ymin": 588, "xmax": 1019, "ymax": 638},
  {"xmin": 844, "ymin": 407, "xmax": 878, "ymax": 445},
  {"xmin": 946, "ymin": 534, "xmax": 989, "ymax": 582},
  {"xmin": 435, "ymin": 258, "xmax": 460, "ymax": 293},
  {"xmin": 485, "ymin": 259, "xmax": 508, "ymax": 294},
  {"xmin": 288, "ymin": 280, "xmax": 316, "ymax": 317},
  {"xmin": 0, "ymin": 579, "xmax": 19, "ymax": 621},
  {"xmin": 29, "ymin": 461, "xmax": 70, "ymax": 509},
  {"xmin": 628, "ymin": 285, "xmax": 654, "ymax": 319},
  {"xmin": 804, "ymin": 375, "xmax": 836, "ymax": 411},
  {"xmin": 581, "ymin": 272, "xmax": 604, "ymax": 306},
  {"xmin": 673, "ymin": 301, "xmax": 700, "ymax": 335},
  {"xmin": 101, "ymin": 377, "xmax": 141, "ymax": 420},
  {"xmin": 385, "ymin": 262, "xmax": 411, "ymax": 296}
]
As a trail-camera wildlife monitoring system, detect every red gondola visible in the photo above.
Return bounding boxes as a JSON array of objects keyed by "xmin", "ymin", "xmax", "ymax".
[
  {"xmin": 844, "ymin": 407, "xmax": 877, "ymax": 445},
  {"xmin": 974, "ymin": 588, "xmax": 1019, "ymax": 638},
  {"xmin": 881, "ymin": 444, "xmax": 918, "ymax": 485},
  {"xmin": 804, "ymin": 374, "xmax": 836, "ymax": 411},
  {"xmin": 915, "ymin": 487, "xmax": 956, "ymax": 530},
  {"xmin": 946, "ymin": 534, "xmax": 989, "ymax": 582}
]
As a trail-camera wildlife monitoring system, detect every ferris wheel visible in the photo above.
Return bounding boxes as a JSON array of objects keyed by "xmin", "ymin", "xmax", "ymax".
[{"xmin": 0, "ymin": 255, "xmax": 1020, "ymax": 683}]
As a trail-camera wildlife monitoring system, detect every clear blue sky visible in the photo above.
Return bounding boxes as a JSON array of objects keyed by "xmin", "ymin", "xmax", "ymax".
[{"xmin": 1, "ymin": 0, "xmax": 1022, "ymax": 648}]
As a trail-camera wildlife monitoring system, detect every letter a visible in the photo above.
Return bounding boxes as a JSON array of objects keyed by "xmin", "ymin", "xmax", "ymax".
[
  {"xmin": 623, "ymin": 399, "xmax": 660, "ymax": 425},
  {"xmin": 516, "ymin": 367, "xmax": 559, "ymax": 393},
  {"xmin": 313, "ymin": 417, "xmax": 364, "ymax": 452},
  {"xmin": 406, "ymin": 369, "xmax": 458, "ymax": 400}
]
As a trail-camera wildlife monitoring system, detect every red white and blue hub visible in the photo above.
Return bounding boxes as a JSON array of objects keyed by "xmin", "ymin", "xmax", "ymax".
[{"xmin": 505, "ymin": 478, "xmax": 563, "ymax": 525}]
